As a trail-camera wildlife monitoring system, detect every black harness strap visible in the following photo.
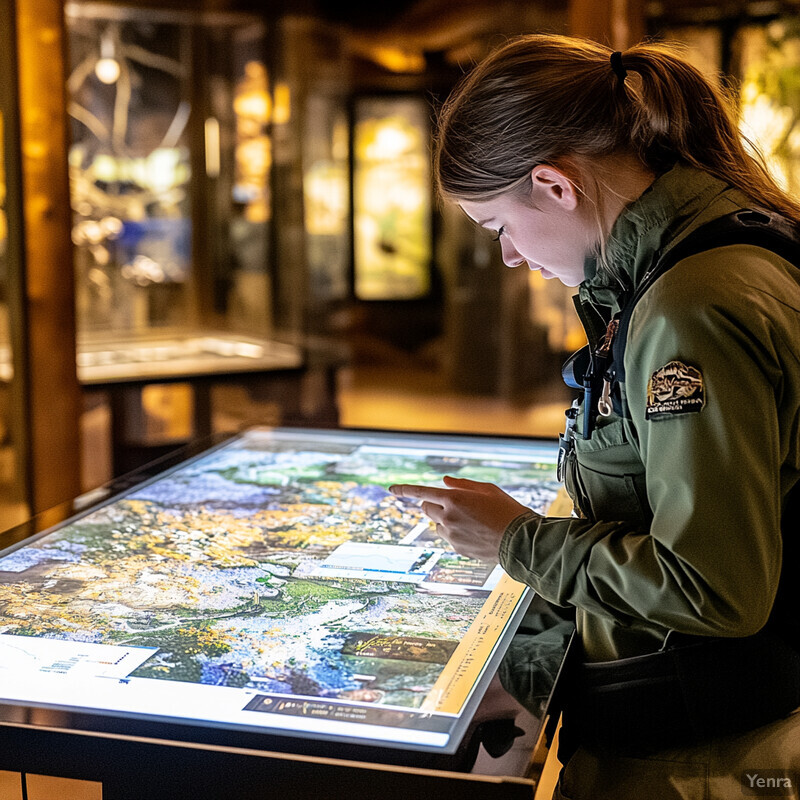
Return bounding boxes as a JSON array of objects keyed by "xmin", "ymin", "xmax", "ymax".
[{"xmin": 612, "ymin": 208, "xmax": 800, "ymax": 389}]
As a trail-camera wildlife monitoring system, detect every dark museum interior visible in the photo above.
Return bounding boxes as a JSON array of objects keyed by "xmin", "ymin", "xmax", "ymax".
[{"xmin": 1, "ymin": 0, "xmax": 799, "ymax": 796}]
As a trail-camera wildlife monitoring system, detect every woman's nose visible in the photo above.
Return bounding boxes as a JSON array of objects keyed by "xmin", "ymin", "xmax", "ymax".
[{"xmin": 500, "ymin": 240, "xmax": 525, "ymax": 268}]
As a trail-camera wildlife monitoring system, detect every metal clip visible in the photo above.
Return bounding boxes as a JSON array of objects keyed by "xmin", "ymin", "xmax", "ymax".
[
  {"xmin": 582, "ymin": 317, "xmax": 620, "ymax": 438},
  {"xmin": 598, "ymin": 377, "xmax": 613, "ymax": 417},
  {"xmin": 557, "ymin": 399, "xmax": 580, "ymax": 482}
]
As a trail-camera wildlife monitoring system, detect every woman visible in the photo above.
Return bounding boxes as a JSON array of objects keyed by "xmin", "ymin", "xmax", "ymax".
[{"xmin": 390, "ymin": 35, "xmax": 800, "ymax": 799}]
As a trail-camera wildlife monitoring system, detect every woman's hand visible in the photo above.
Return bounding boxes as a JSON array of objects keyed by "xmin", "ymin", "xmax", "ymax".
[{"xmin": 389, "ymin": 476, "xmax": 531, "ymax": 564}]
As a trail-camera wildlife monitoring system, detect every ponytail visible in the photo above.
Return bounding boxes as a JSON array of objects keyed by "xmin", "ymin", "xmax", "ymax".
[
  {"xmin": 621, "ymin": 43, "xmax": 800, "ymax": 222},
  {"xmin": 435, "ymin": 34, "xmax": 800, "ymax": 225}
]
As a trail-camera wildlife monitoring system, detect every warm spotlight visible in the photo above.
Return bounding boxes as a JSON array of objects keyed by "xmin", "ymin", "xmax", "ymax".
[{"xmin": 95, "ymin": 57, "xmax": 121, "ymax": 84}]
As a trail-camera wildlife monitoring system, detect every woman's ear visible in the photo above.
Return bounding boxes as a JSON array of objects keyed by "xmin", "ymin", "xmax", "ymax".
[{"xmin": 529, "ymin": 164, "xmax": 580, "ymax": 211}]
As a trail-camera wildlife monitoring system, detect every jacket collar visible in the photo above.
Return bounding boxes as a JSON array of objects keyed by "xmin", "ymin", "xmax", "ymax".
[{"xmin": 579, "ymin": 162, "xmax": 740, "ymax": 313}]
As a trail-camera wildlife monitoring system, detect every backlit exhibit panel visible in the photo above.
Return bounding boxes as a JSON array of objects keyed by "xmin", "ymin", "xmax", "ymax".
[
  {"xmin": 353, "ymin": 96, "xmax": 432, "ymax": 301},
  {"xmin": 0, "ymin": 428, "xmax": 560, "ymax": 753},
  {"xmin": 738, "ymin": 20, "xmax": 800, "ymax": 195}
]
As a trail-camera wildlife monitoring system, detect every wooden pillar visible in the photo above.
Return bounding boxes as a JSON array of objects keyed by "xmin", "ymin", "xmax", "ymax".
[
  {"xmin": 270, "ymin": 14, "xmax": 311, "ymax": 340},
  {"xmin": 0, "ymin": 0, "xmax": 32, "ymax": 526},
  {"xmin": 569, "ymin": 0, "xmax": 646, "ymax": 48},
  {"xmin": 16, "ymin": 0, "xmax": 82, "ymax": 511}
]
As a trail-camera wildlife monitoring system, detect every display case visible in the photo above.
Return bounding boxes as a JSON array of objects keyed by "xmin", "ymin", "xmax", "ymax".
[
  {"xmin": 64, "ymin": 4, "xmax": 324, "ymax": 479},
  {"xmin": 656, "ymin": 10, "xmax": 800, "ymax": 195},
  {"xmin": 303, "ymin": 94, "xmax": 351, "ymax": 304},
  {"xmin": 66, "ymin": 2, "xmax": 275, "ymax": 341},
  {"xmin": 736, "ymin": 18, "xmax": 800, "ymax": 195},
  {"xmin": 0, "ymin": 427, "xmax": 569, "ymax": 797}
]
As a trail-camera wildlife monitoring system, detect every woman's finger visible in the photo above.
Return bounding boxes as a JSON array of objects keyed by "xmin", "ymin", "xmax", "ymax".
[
  {"xmin": 442, "ymin": 475, "xmax": 489, "ymax": 489},
  {"xmin": 389, "ymin": 483, "xmax": 452, "ymax": 503}
]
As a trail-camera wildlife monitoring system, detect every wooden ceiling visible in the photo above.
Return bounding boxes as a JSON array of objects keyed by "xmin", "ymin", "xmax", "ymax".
[
  {"xmin": 646, "ymin": 0, "xmax": 800, "ymax": 21},
  {"xmin": 312, "ymin": 0, "xmax": 800, "ymax": 28},
  {"xmin": 317, "ymin": 0, "xmax": 568, "ymax": 73}
]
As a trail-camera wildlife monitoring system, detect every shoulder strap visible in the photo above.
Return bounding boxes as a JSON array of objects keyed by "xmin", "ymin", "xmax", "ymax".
[{"xmin": 612, "ymin": 208, "xmax": 800, "ymax": 388}]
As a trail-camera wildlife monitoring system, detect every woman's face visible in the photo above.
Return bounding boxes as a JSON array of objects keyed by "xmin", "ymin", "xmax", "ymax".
[{"xmin": 459, "ymin": 169, "xmax": 595, "ymax": 287}]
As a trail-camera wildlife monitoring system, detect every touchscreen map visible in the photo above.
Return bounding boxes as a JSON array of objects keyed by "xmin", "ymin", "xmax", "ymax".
[{"xmin": 0, "ymin": 428, "xmax": 560, "ymax": 753}]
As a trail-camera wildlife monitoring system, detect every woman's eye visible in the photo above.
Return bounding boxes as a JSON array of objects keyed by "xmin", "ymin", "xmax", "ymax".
[{"xmin": 492, "ymin": 226, "xmax": 505, "ymax": 242}]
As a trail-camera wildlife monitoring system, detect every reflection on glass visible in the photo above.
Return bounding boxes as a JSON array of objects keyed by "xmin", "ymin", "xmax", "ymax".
[
  {"xmin": 225, "ymin": 46, "xmax": 272, "ymax": 334},
  {"xmin": 233, "ymin": 60, "xmax": 271, "ymax": 223},
  {"xmin": 738, "ymin": 20, "xmax": 800, "ymax": 193},
  {"xmin": 66, "ymin": 8, "xmax": 274, "ymax": 346},
  {"xmin": 353, "ymin": 97, "xmax": 431, "ymax": 301}
]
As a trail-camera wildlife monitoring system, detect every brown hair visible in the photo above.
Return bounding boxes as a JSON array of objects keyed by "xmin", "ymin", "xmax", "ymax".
[{"xmin": 434, "ymin": 34, "xmax": 800, "ymax": 239}]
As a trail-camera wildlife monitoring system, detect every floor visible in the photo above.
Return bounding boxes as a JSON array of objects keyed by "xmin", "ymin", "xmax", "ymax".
[{"xmin": 335, "ymin": 365, "xmax": 571, "ymax": 440}]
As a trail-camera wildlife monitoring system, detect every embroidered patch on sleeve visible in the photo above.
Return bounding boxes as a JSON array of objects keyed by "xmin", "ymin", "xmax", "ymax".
[{"xmin": 646, "ymin": 360, "xmax": 705, "ymax": 420}]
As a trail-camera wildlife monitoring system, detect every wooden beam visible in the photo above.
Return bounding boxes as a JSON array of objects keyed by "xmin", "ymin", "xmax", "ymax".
[{"xmin": 16, "ymin": 0, "xmax": 82, "ymax": 511}]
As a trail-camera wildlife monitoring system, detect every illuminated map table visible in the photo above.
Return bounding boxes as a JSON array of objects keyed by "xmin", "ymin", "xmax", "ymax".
[{"xmin": 0, "ymin": 427, "xmax": 565, "ymax": 798}]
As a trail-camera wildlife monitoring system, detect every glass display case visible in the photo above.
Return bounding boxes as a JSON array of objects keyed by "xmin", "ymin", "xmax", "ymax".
[
  {"xmin": 65, "ymin": 2, "xmax": 285, "ymax": 355},
  {"xmin": 67, "ymin": 6, "xmax": 193, "ymax": 334},
  {"xmin": 63, "ymin": 4, "xmax": 314, "ymax": 481},
  {"xmin": 303, "ymin": 95, "xmax": 350, "ymax": 304},
  {"xmin": 659, "ymin": 15, "xmax": 800, "ymax": 194}
]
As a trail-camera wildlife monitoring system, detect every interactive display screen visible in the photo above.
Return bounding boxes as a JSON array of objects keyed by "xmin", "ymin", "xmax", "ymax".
[{"xmin": 0, "ymin": 428, "xmax": 560, "ymax": 758}]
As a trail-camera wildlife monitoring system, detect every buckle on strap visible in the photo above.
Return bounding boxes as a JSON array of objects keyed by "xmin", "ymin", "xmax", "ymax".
[{"xmin": 557, "ymin": 399, "xmax": 580, "ymax": 483}]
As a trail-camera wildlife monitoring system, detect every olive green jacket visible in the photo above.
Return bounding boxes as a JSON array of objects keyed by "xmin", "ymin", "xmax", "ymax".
[{"xmin": 500, "ymin": 162, "xmax": 800, "ymax": 662}]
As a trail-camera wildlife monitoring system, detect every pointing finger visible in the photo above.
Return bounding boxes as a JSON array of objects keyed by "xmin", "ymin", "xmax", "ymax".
[
  {"xmin": 389, "ymin": 484, "xmax": 450, "ymax": 503},
  {"xmin": 442, "ymin": 475, "xmax": 491, "ymax": 490}
]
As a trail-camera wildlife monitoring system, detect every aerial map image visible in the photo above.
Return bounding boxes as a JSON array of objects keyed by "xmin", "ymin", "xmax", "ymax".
[{"xmin": 0, "ymin": 428, "xmax": 560, "ymax": 749}]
